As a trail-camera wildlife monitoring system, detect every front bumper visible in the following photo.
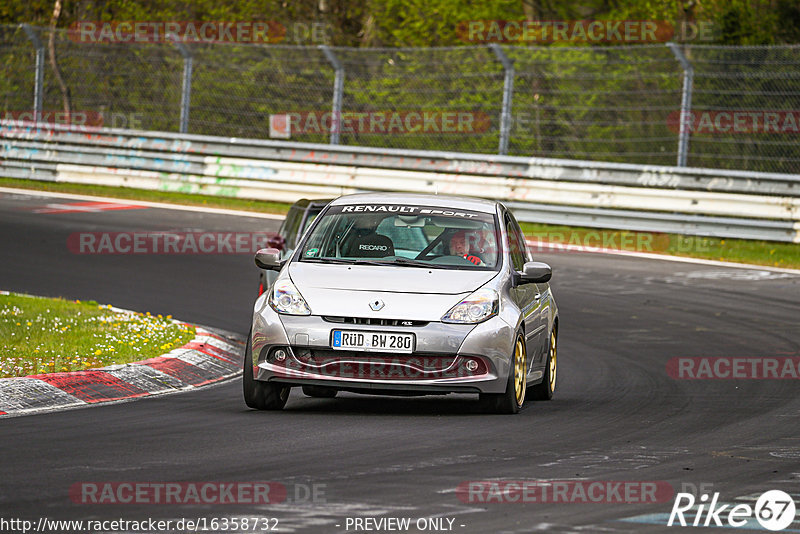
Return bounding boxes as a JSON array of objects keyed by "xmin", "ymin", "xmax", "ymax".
[{"xmin": 251, "ymin": 298, "xmax": 515, "ymax": 395}]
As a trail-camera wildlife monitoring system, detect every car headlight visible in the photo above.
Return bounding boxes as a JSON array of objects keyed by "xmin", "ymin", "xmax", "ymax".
[
  {"xmin": 269, "ymin": 279, "xmax": 311, "ymax": 315},
  {"xmin": 441, "ymin": 288, "xmax": 498, "ymax": 324}
]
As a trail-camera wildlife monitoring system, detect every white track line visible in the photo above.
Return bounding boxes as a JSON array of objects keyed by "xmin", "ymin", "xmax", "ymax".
[
  {"xmin": 0, "ymin": 186, "xmax": 283, "ymax": 220},
  {"xmin": 4, "ymin": 185, "xmax": 798, "ymax": 274},
  {"xmin": 530, "ymin": 240, "xmax": 800, "ymax": 275}
]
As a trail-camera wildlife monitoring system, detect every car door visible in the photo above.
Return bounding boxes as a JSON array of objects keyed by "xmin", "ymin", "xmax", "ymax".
[
  {"xmin": 533, "ymin": 277, "xmax": 553, "ymax": 364},
  {"xmin": 513, "ymin": 213, "xmax": 550, "ymax": 366},
  {"xmin": 505, "ymin": 212, "xmax": 547, "ymax": 374}
]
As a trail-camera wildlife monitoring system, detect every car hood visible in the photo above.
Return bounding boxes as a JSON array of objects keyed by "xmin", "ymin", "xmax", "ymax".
[
  {"xmin": 289, "ymin": 263, "xmax": 496, "ymax": 294},
  {"xmin": 287, "ymin": 263, "xmax": 498, "ymax": 320}
]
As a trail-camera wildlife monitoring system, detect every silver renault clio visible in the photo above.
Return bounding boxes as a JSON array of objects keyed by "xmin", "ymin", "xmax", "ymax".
[{"xmin": 244, "ymin": 193, "xmax": 558, "ymax": 413}]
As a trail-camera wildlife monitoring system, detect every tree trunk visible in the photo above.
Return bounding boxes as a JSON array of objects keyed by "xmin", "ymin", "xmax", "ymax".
[{"xmin": 48, "ymin": 0, "xmax": 72, "ymax": 116}]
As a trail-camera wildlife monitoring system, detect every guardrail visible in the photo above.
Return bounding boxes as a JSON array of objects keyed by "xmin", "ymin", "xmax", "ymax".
[{"xmin": 2, "ymin": 120, "xmax": 799, "ymax": 243}]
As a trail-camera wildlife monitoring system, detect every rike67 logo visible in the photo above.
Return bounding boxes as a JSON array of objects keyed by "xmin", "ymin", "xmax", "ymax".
[{"xmin": 668, "ymin": 490, "xmax": 796, "ymax": 531}]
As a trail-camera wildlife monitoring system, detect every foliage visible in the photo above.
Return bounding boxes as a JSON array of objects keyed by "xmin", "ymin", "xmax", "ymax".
[
  {"xmin": 1, "ymin": 2, "xmax": 799, "ymax": 172},
  {"xmin": 0, "ymin": 293, "xmax": 195, "ymax": 377},
  {"xmin": 2, "ymin": 0, "xmax": 800, "ymax": 46}
]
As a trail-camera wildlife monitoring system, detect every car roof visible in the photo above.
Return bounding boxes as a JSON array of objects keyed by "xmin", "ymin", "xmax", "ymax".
[{"xmin": 329, "ymin": 193, "xmax": 500, "ymax": 214}]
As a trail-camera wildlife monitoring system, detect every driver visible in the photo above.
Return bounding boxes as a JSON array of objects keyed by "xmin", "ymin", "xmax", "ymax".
[{"xmin": 449, "ymin": 230, "xmax": 483, "ymax": 265}]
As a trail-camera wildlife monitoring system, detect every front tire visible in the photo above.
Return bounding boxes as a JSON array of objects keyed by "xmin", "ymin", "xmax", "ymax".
[
  {"xmin": 480, "ymin": 334, "xmax": 526, "ymax": 414},
  {"xmin": 243, "ymin": 332, "xmax": 290, "ymax": 410},
  {"xmin": 530, "ymin": 329, "xmax": 557, "ymax": 401}
]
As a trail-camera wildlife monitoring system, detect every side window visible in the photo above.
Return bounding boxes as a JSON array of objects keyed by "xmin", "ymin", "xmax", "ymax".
[
  {"xmin": 510, "ymin": 213, "xmax": 532, "ymax": 263},
  {"xmin": 301, "ymin": 209, "xmax": 322, "ymax": 235},
  {"xmin": 283, "ymin": 207, "xmax": 303, "ymax": 251},
  {"xmin": 505, "ymin": 214, "xmax": 526, "ymax": 272}
]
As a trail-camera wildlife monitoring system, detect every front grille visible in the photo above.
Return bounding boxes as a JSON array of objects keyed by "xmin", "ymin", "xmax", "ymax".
[
  {"xmin": 322, "ymin": 316, "xmax": 428, "ymax": 327},
  {"xmin": 293, "ymin": 348, "xmax": 456, "ymax": 372},
  {"xmin": 274, "ymin": 348, "xmax": 489, "ymax": 380}
]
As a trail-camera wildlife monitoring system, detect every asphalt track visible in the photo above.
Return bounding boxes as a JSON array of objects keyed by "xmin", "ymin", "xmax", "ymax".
[{"xmin": 1, "ymin": 189, "xmax": 799, "ymax": 533}]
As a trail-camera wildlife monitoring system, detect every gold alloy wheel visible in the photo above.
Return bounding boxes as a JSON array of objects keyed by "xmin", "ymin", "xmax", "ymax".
[
  {"xmin": 514, "ymin": 337, "xmax": 526, "ymax": 405},
  {"xmin": 548, "ymin": 332, "xmax": 557, "ymax": 393}
]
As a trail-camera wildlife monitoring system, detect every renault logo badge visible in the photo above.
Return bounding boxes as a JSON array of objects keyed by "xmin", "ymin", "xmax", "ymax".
[{"xmin": 369, "ymin": 299, "xmax": 385, "ymax": 311}]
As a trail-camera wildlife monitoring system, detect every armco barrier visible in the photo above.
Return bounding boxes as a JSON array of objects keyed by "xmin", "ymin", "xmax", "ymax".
[{"xmin": 2, "ymin": 120, "xmax": 799, "ymax": 242}]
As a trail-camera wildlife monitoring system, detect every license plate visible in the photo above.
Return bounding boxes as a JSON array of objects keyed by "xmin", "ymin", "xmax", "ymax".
[{"xmin": 331, "ymin": 330, "xmax": 415, "ymax": 353}]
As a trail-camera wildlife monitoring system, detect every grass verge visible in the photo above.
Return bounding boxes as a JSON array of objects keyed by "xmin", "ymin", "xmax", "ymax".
[
  {"xmin": 2, "ymin": 177, "xmax": 798, "ymax": 269},
  {"xmin": 0, "ymin": 292, "xmax": 196, "ymax": 378}
]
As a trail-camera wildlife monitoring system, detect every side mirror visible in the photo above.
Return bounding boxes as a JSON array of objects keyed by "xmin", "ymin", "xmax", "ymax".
[
  {"xmin": 254, "ymin": 248, "xmax": 281, "ymax": 271},
  {"xmin": 519, "ymin": 261, "xmax": 552, "ymax": 284},
  {"xmin": 266, "ymin": 234, "xmax": 285, "ymax": 251}
]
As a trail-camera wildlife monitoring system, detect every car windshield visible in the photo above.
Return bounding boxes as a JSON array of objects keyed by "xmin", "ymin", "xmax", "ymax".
[{"xmin": 299, "ymin": 204, "xmax": 500, "ymax": 270}]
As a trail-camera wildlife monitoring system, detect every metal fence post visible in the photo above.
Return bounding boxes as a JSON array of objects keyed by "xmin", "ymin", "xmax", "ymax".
[
  {"xmin": 490, "ymin": 44, "xmax": 515, "ymax": 156},
  {"xmin": 320, "ymin": 45, "xmax": 344, "ymax": 145},
  {"xmin": 20, "ymin": 24, "xmax": 45, "ymax": 124},
  {"xmin": 170, "ymin": 35, "xmax": 193, "ymax": 134},
  {"xmin": 667, "ymin": 43, "xmax": 694, "ymax": 167}
]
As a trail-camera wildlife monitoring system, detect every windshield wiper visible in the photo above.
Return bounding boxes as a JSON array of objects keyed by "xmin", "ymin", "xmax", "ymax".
[
  {"xmin": 387, "ymin": 258, "xmax": 447, "ymax": 269},
  {"xmin": 302, "ymin": 257, "xmax": 388, "ymax": 266},
  {"xmin": 352, "ymin": 260, "xmax": 394, "ymax": 266},
  {"xmin": 303, "ymin": 257, "xmax": 447, "ymax": 269},
  {"xmin": 302, "ymin": 257, "xmax": 357, "ymax": 264}
]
